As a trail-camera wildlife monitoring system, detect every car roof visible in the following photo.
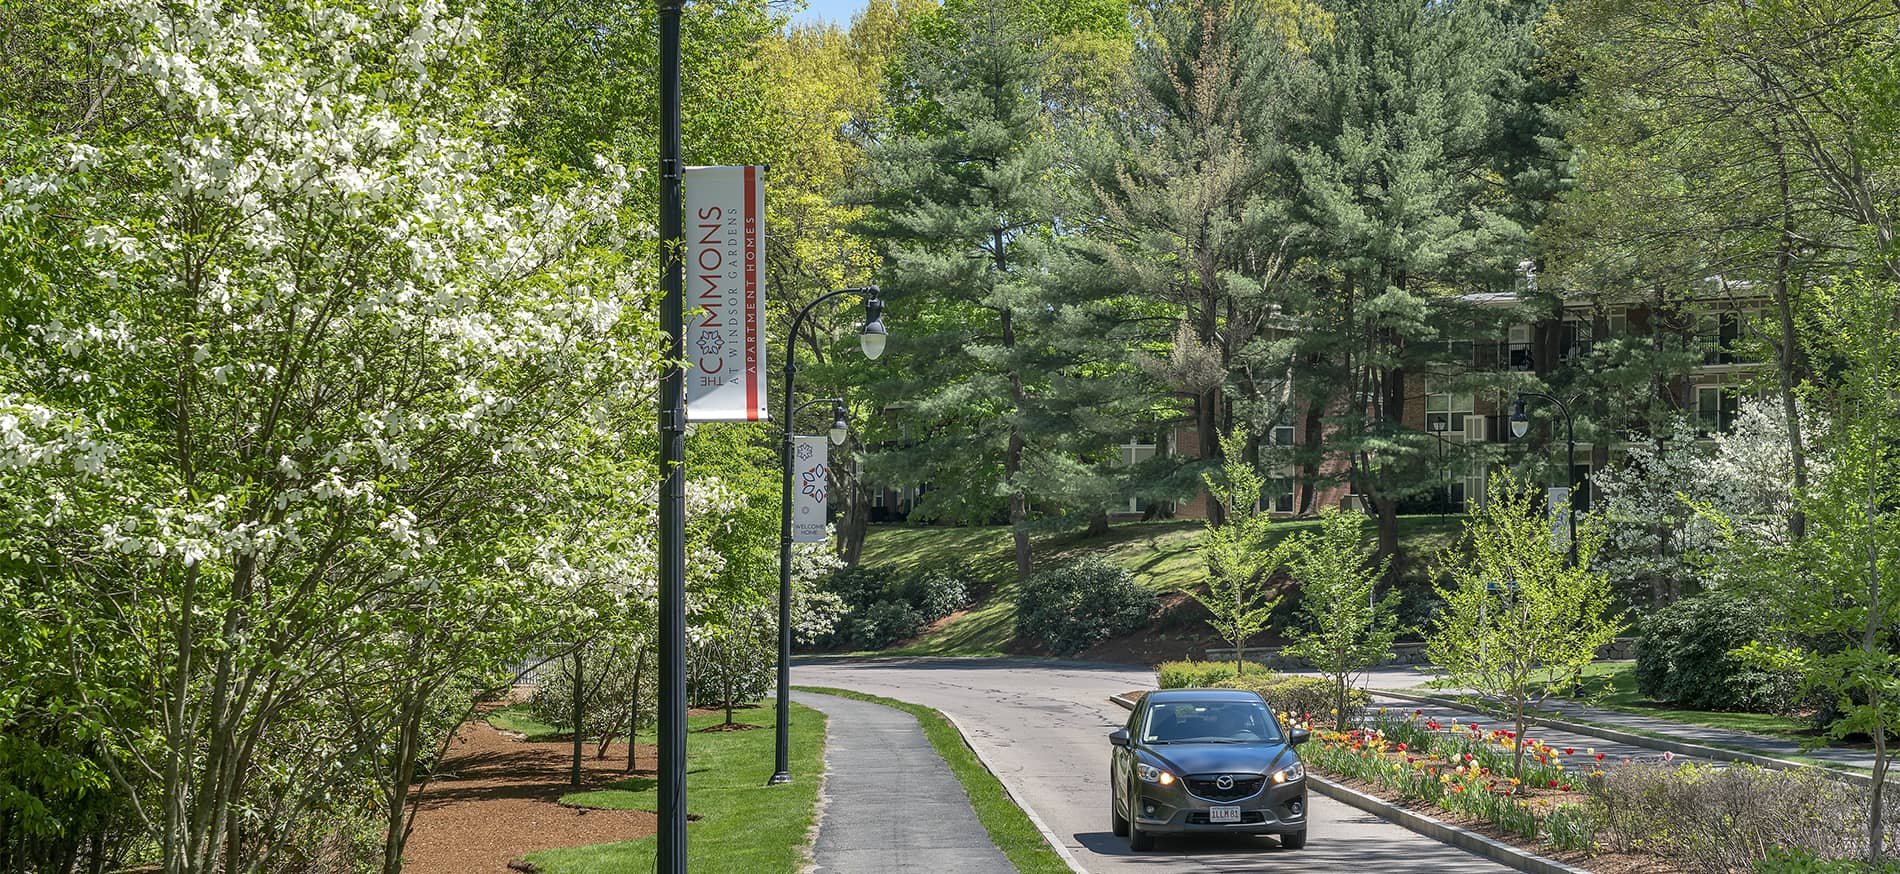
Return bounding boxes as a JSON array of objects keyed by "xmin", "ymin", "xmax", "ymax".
[{"xmin": 1144, "ymin": 689, "xmax": 1265, "ymax": 703}]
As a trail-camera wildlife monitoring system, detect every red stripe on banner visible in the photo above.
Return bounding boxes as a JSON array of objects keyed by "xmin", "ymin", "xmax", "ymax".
[{"xmin": 744, "ymin": 166, "xmax": 761, "ymax": 420}]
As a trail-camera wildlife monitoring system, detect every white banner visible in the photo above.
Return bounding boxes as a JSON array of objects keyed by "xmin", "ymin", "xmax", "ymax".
[
  {"xmin": 684, "ymin": 165, "xmax": 767, "ymax": 422},
  {"xmin": 792, "ymin": 436, "xmax": 829, "ymax": 543},
  {"xmin": 1547, "ymin": 487, "xmax": 1571, "ymax": 553}
]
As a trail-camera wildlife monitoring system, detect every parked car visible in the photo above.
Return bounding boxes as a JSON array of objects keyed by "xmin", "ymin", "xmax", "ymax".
[{"xmin": 1108, "ymin": 688, "xmax": 1311, "ymax": 851}]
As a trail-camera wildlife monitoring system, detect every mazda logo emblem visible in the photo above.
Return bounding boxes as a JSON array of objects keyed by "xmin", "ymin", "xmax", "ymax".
[{"xmin": 1215, "ymin": 775, "xmax": 1234, "ymax": 790}]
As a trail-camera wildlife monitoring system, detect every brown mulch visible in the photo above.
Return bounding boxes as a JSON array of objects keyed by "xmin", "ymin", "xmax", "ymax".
[
  {"xmin": 697, "ymin": 722, "xmax": 762, "ymax": 733},
  {"xmin": 401, "ymin": 718, "xmax": 659, "ymax": 874}
]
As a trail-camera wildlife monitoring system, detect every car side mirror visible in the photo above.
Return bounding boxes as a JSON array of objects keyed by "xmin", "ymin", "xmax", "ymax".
[
  {"xmin": 1109, "ymin": 728, "xmax": 1131, "ymax": 748},
  {"xmin": 1288, "ymin": 728, "xmax": 1311, "ymax": 746}
]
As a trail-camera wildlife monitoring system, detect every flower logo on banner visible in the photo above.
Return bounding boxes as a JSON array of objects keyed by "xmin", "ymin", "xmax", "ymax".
[
  {"xmin": 799, "ymin": 465, "xmax": 827, "ymax": 507},
  {"xmin": 795, "ymin": 442, "xmax": 814, "ymax": 462},
  {"xmin": 696, "ymin": 331, "xmax": 725, "ymax": 356}
]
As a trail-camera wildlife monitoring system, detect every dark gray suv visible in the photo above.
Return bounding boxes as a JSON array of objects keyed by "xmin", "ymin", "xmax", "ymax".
[{"xmin": 1109, "ymin": 688, "xmax": 1310, "ymax": 851}]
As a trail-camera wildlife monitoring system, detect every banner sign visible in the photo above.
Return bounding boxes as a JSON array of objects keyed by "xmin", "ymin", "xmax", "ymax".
[
  {"xmin": 792, "ymin": 436, "xmax": 829, "ymax": 543},
  {"xmin": 1547, "ymin": 487, "xmax": 1571, "ymax": 553},
  {"xmin": 684, "ymin": 165, "xmax": 767, "ymax": 422}
]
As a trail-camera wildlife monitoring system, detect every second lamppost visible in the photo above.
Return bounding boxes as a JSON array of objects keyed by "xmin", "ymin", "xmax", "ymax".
[
  {"xmin": 1509, "ymin": 391, "xmax": 1578, "ymax": 567},
  {"xmin": 771, "ymin": 287, "xmax": 886, "ymax": 786}
]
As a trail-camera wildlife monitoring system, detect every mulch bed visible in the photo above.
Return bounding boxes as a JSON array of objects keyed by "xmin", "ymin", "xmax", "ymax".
[{"xmin": 401, "ymin": 716, "xmax": 659, "ymax": 874}]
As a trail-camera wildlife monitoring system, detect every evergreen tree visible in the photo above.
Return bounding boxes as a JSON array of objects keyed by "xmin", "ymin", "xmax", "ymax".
[
  {"xmin": 851, "ymin": 3, "xmax": 1067, "ymax": 576},
  {"xmin": 1283, "ymin": 0, "xmax": 1528, "ymax": 559}
]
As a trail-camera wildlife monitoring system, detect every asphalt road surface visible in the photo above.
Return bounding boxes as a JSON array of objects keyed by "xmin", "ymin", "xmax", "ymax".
[{"xmin": 795, "ymin": 658, "xmax": 1517, "ymax": 873}]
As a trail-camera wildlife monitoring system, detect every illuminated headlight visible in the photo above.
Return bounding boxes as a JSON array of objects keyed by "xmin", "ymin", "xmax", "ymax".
[
  {"xmin": 1137, "ymin": 763, "xmax": 1175, "ymax": 786},
  {"xmin": 1272, "ymin": 762, "xmax": 1306, "ymax": 784}
]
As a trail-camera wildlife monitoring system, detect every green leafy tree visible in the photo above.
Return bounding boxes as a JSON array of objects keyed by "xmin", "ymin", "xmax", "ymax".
[
  {"xmin": 1707, "ymin": 276, "xmax": 1900, "ymax": 863},
  {"xmin": 1427, "ymin": 470, "xmax": 1625, "ymax": 783},
  {"xmin": 1191, "ymin": 431, "xmax": 1284, "ymax": 673},
  {"xmin": 1282, "ymin": 507, "xmax": 1398, "ymax": 730}
]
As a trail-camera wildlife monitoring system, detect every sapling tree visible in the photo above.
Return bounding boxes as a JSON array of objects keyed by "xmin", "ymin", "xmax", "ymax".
[
  {"xmin": 1282, "ymin": 508, "xmax": 1398, "ymax": 730},
  {"xmin": 1190, "ymin": 430, "xmax": 1283, "ymax": 674},
  {"xmin": 1427, "ymin": 470, "xmax": 1625, "ymax": 783}
]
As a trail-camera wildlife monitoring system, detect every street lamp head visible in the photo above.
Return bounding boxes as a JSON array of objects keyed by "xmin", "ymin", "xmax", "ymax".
[
  {"xmin": 1509, "ymin": 397, "xmax": 1530, "ymax": 439},
  {"xmin": 859, "ymin": 296, "xmax": 888, "ymax": 361},
  {"xmin": 829, "ymin": 402, "xmax": 849, "ymax": 446}
]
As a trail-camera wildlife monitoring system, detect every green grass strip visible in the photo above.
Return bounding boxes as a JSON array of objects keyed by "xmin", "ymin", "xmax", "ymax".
[
  {"xmin": 798, "ymin": 686, "xmax": 1071, "ymax": 874},
  {"xmin": 518, "ymin": 702, "xmax": 826, "ymax": 874}
]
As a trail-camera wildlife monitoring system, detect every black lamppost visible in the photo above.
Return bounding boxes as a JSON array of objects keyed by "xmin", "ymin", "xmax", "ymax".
[
  {"xmin": 770, "ymin": 288, "xmax": 886, "ymax": 786},
  {"xmin": 656, "ymin": 2, "xmax": 687, "ymax": 872},
  {"xmin": 1509, "ymin": 391, "xmax": 1578, "ymax": 567}
]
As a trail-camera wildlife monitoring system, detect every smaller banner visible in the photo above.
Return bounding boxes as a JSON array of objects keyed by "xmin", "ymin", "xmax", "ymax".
[
  {"xmin": 792, "ymin": 436, "xmax": 830, "ymax": 543},
  {"xmin": 684, "ymin": 165, "xmax": 767, "ymax": 422},
  {"xmin": 1547, "ymin": 487, "xmax": 1571, "ymax": 553}
]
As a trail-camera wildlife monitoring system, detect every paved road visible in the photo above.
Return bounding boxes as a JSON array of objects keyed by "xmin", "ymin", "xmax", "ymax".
[
  {"xmin": 795, "ymin": 658, "xmax": 1515, "ymax": 873},
  {"xmin": 797, "ymin": 691, "xmax": 1015, "ymax": 874}
]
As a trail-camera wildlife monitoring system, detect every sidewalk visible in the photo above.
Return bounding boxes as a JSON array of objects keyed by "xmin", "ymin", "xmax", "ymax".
[
  {"xmin": 795, "ymin": 691, "xmax": 1015, "ymax": 874},
  {"xmin": 1374, "ymin": 686, "xmax": 1882, "ymax": 773}
]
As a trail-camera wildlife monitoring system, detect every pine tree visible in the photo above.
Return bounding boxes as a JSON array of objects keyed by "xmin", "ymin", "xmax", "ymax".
[
  {"xmin": 851, "ymin": 3, "xmax": 1067, "ymax": 576},
  {"xmin": 1283, "ymin": 0, "xmax": 1528, "ymax": 559}
]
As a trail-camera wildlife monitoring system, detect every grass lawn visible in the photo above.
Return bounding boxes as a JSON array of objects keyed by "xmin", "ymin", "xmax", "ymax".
[
  {"xmin": 797, "ymin": 686, "xmax": 1071, "ymax": 874},
  {"xmin": 1428, "ymin": 661, "xmax": 1820, "ymax": 742},
  {"xmin": 859, "ymin": 515, "xmax": 1467, "ymax": 656},
  {"xmin": 485, "ymin": 704, "xmax": 564, "ymax": 741},
  {"xmin": 521, "ymin": 703, "xmax": 826, "ymax": 874}
]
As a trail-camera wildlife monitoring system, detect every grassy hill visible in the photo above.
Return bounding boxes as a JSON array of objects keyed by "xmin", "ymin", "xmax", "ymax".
[{"xmin": 855, "ymin": 515, "xmax": 1467, "ymax": 658}]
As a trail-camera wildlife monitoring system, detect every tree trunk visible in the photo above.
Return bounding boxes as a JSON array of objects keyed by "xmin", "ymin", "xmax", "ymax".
[
  {"xmin": 839, "ymin": 457, "xmax": 870, "ymax": 567},
  {"xmin": 1085, "ymin": 510, "xmax": 1109, "ymax": 538},
  {"xmin": 1771, "ymin": 130, "xmax": 1809, "ymax": 541},
  {"xmin": 999, "ymin": 301, "xmax": 1033, "ymax": 578},
  {"xmin": 1374, "ymin": 497, "xmax": 1399, "ymax": 569},
  {"xmin": 626, "ymin": 646, "xmax": 646, "ymax": 773},
  {"xmin": 570, "ymin": 650, "xmax": 584, "ymax": 788}
]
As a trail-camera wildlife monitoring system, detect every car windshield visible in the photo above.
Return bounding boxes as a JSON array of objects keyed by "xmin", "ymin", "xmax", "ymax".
[{"xmin": 1142, "ymin": 700, "xmax": 1283, "ymax": 744}]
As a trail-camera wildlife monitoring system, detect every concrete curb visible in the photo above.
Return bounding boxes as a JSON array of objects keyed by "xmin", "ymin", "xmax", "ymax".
[
  {"xmin": 934, "ymin": 707, "xmax": 1091, "ymax": 874},
  {"xmin": 1107, "ymin": 693, "xmax": 1596, "ymax": 874},
  {"xmin": 1369, "ymin": 688, "xmax": 1887, "ymax": 788}
]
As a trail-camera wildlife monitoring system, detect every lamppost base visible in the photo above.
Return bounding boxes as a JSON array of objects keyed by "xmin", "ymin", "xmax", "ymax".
[{"xmin": 767, "ymin": 771, "xmax": 793, "ymax": 786}]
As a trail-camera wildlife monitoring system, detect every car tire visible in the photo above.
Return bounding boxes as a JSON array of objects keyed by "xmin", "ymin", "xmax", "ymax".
[
  {"xmin": 1279, "ymin": 829, "xmax": 1306, "ymax": 850},
  {"xmin": 1128, "ymin": 821, "xmax": 1154, "ymax": 852},
  {"xmin": 1111, "ymin": 799, "xmax": 1128, "ymax": 837}
]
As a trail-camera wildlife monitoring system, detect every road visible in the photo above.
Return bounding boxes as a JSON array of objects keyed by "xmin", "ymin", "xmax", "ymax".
[{"xmin": 795, "ymin": 657, "xmax": 1516, "ymax": 873}]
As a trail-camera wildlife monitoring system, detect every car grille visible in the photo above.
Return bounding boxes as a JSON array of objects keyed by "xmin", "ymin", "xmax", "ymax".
[
  {"xmin": 1185, "ymin": 774, "xmax": 1266, "ymax": 802},
  {"xmin": 1187, "ymin": 810, "xmax": 1267, "ymax": 825}
]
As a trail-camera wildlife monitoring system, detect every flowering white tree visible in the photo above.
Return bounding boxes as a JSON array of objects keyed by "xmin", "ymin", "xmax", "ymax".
[
  {"xmin": 1591, "ymin": 397, "xmax": 1822, "ymax": 604},
  {"xmin": 0, "ymin": 0, "xmax": 667, "ymax": 871}
]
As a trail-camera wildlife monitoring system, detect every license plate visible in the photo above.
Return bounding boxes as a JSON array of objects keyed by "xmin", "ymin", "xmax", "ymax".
[{"xmin": 1209, "ymin": 806, "xmax": 1241, "ymax": 824}]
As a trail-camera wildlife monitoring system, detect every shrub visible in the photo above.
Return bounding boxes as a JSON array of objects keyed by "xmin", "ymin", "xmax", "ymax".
[
  {"xmin": 848, "ymin": 599, "xmax": 926, "ymax": 649},
  {"xmin": 1227, "ymin": 674, "xmax": 1368, "ymax": 725},
  {"xmin": 903, "ymin": 564, "xmax": 972, "ymax": 622},
  {"xmin": 1756, "ymin": 851, "xmax": 1900, "ymax": 874},
  {"xmin": 1589, "ymin": 762, "xmax": 1897, "ymax": 872},
  {"xmin": 1156, "ymin": 660, "xmax": 1270, "ymax": 689},
  {"xmin": 1015, "ymin": 556, "xmax": 1156, "ymax": 655},
  {"xmin": 825, "ymin": 565, "xmax": 904, "ymax": 611},
  {"xmin": 1635, "ymin": 592, "xmax": 1801, "ymax": 712}
]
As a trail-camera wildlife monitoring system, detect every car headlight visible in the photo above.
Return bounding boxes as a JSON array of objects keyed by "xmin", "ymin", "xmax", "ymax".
[
  {"xmin": 1137, "ymin": 763, "xmax": 1175, "ymax": 785},
  {"xmin": 1272, "ymin": 762, "xmax": 1305, "ymax": 784}
]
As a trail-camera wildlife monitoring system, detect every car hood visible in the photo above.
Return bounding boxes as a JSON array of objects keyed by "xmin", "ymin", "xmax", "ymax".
[{"xmin": 1144, "ymin": 742, "xmax": 1295, "ymax": 777}]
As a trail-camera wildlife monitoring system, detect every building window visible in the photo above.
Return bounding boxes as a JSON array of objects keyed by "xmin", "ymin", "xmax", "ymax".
[
  {"xmin": 1694, "ymin": 385, "xmax": 1737, "ymax": 436},
  {"xmin": 1271, "ymin": 411, "xmax": 1295, "ymax": 447},
  {"xmin": 1606, "ymin": 305, "xmax": 1628, "ymax": 337},
  {"xmin": 1119, "ymin": 437, "xmax": 1157, "ymax": 513},
  {"xmin": 1426, "ymin": 386, "xmax": 1474, "ymax": 435},
  {"xmin": 1508, "ymin": 324, "xmax": 1534, "ymax": 371},
  {"xmin": 1560, "ymin": 319, "xmax": 1593, "ymax": 362}
]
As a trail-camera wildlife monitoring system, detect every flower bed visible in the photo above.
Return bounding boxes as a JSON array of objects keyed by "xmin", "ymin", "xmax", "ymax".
[{"xmin": 1296, "ymin": 708, "xmax": 1613, "ymax": 853}]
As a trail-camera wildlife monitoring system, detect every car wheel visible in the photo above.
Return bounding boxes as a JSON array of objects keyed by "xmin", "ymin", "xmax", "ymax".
[
  {"xmin": 1111, "ymin": 799, "xmax": 1128, "ymax": 837},
  {"xmin": 1128, "ymin": 821, "xmax": 1154, "ymax": 852},
  {"xmin": 1279, "ymin": 829, "xmax": 1306, "ymax": 850}
]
